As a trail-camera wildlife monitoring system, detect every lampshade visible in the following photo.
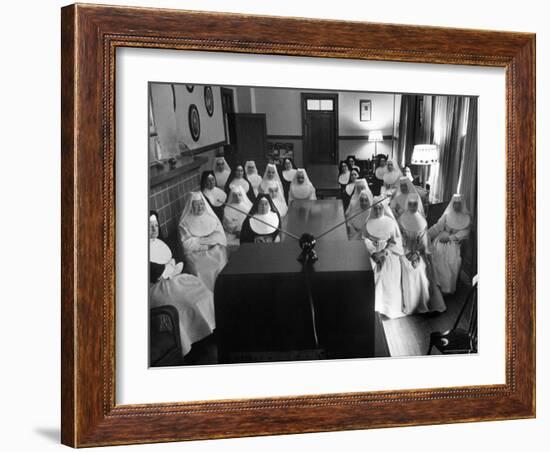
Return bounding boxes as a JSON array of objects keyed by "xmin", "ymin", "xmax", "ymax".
[
  {"xmin": 368, "ymin": 130, "xmax": 383, "ymax": 142},
  {"xmin": 411, "ymin": 144, "xmax": 439, "ymax": 165}
]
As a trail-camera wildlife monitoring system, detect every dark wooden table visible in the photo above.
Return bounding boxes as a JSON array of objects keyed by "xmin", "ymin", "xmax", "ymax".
[{"xmin": 214, "ymin": 200, "xmax": 379, "ymax": 364}]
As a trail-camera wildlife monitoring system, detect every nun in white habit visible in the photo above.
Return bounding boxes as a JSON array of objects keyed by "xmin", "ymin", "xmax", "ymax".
[
  {"xmin": 428, "ymin": 194, "xmax": 471, "ymax": 294},
  {"xmin": 390, "ymin": 176, "xmax": 425, "ymax": 219},
  {"xmin": 213, "ymin": 156, "xmax": 231, "ymax": 188},
  {"xmin": 222, "ymin": 185, "xmax": 253, "ymax": 247},
  {"xmin": 178, "ymin": 192, "xmax": 228, "ymax": 292},
  {"xmin": 267, "ymin": 181, "xmax": 288, "ymax": 218},
  {"xmin": 364, "ymin": 196, "xmax": 406, "ymax": 319},
  {"xmin": 245, "ymin": 160, "xmax": 263, "ymax": 195},
  {"xmin": 381, "ymin": 159, "xmax": 402, "ymax": 197},
  {"xmin": 346, "ymin": 189, "xmax": 373, "ymax": 240},
  {"xmin": 288, "ymin": 168, "xmax": 317, "ymax": 203},
  {"xmin": 345, "ymin": 178, "xmax": 372, "ymax": 218},
  {"xmin": 259, "ymin": 163, "xmax": 284, "ymax": 195},
  {"xmin": 149, "ymin": 212, "xmax": 215, "ymax": 356},
  {"xmin": 399, "ymin": 195, "xmax": 446, "ymax": 314}
]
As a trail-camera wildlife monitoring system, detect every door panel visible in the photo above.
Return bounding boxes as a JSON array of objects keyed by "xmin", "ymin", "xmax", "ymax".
[{"xmin": 302, "ymin": 94, "xmax": 338, "ymax": 165}]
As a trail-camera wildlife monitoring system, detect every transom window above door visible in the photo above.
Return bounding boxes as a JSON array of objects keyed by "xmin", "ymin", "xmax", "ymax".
[{"xmin": 306, "ymin": 99, "xmax": 334, "ymax": 111}]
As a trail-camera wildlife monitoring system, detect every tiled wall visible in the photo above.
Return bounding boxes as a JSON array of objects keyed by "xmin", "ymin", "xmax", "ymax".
[{"xmin": 149, "ymin": 172, "xmax": 200, "ymax": 241}]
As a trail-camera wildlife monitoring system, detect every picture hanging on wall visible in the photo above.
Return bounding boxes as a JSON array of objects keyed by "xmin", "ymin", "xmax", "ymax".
[
  {"xmin": 188, "ymin": 104, "xmax": 200, "ymax": 141},
  {"xmin": 204, "ymin": 85, "xmax": 214, "ymax": 117},
  {"xmin": 360, "ymin": 99, "xmax": 372, "ymax": 121}
]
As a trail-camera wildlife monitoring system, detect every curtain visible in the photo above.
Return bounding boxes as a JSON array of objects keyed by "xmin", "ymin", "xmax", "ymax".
[
  {"xmin": 396, "ymin": 95, "xmax": 419, "ymax": 167},
  {"xmin": 427, "ymin": 96, "xmax": 468, "ymax": 203}
]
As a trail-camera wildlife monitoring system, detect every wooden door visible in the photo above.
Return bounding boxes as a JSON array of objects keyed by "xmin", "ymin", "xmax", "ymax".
[
  {"xmin": 231, "ymin": 113, "xmax": 267, "ymax": 169},
  {"xmin": 302, "ymin": 93, "xmax": 338, "ymax": 165}
]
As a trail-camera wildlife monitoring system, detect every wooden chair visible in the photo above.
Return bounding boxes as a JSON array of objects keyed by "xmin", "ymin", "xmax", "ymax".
[
  {"xmin": 149, "ymin": 305, "xmax": 186, "ymax": 366},
  {"xmin": 427, "ymin": 283, "xmax": 478, "ymax": 355}
]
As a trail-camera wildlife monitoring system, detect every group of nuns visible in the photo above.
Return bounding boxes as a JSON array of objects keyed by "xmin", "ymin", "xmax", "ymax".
[
  {"xmin": 339, "ymin": 155, "xmax": 472, "ymax": 319},
  {"xmin": 148, "ymin": 157, "xmax": 318, "ymax": 357}
]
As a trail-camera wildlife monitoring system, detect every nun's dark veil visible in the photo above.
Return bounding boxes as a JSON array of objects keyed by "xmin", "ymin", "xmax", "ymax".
[
  {"xmin": 239, "ymin": 193, "xmax": 281, "ymax": 243},
  {"xmin": 223, "ymin": 162, "xmax": 255, "ymax": 202},
  {"xmin": 200, "ymin": 170, "xmax": 217, "ymax": 190}
]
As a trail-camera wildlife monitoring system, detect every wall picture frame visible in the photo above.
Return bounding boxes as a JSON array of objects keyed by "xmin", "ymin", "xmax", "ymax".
[
  {"xmin": 360, "ymin": 99, "xmax": 372, "ymax": 121},
  {"xmin": 61, "ymin": 3, "xmax": 535, "ymax": 447}
]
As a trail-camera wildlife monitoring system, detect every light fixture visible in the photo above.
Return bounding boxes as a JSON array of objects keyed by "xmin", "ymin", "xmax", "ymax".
[
  {"xmin": 411, "ymin": 144, "xmax": 439, "ymax": 188},
  {"xmin": 368, "ymin": 130, "xmax": 383, "ymax": 155}
]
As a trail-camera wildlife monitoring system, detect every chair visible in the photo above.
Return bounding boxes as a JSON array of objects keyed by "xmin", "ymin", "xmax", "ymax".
[
  {"xmin": 149, "ymin": 305, "xmax": 186, "ymax": 366},
  {"xmin": 427, "ymin": 283, "xmax": 478, "ymax": 355}
]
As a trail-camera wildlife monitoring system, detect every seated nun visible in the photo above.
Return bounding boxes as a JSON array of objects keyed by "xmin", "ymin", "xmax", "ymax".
[
  {"xmin": 428, "ymin": 194, "xmax": 471, "ymax": 294},
  {"xmin": 346, "ymin": 155, "xmax": 360, "ymax": 174},
  {"xmin": 364, "ymin": 196, "xmax": 406, "ymax": 319},
  {"xmin": 279, "ymin": 157, "xmax": 297, "ymax": 201},
  {"xmin": 223, "ymin": 162, "xmax": 255, "ymax": 203},
  {"xmin": 288, "ymin": 168, "xmax": 317, "ymax": 203},
  {"xmin": 346, "ymin": 189, "xmax": 373, "ymax": 240},
  {"xmin": 259, "ymin": 163, "xmax": 284, "ymax": 195},
  {"xmin": 398, "ymin": 195, "xmax": 446, "ymax": 315},
  {"xmin": 178, "ymin": 192, "xmax": 228, "ymax": 292},
  {"xmin": 338, "ymin": 160, "xmax": 351, "ymax": 192},
  {"xmin": 149, "ymin": 211, "xmax": 215, "ymax": 357},
  {"xmin": 390, "ymin": 176, "xmax": 425, "ymax": 219},
  {"xmin": 267, "ymin": 181, "xmax": 288, "ymax": 218},
  {"xmin": 240, "ymin": 194, "xmax": 282, "ymax": 244},
  {"xmin": 245, "ymin": 160, "xmax": 263, "ymax": 196},
  {"xmin": 381, "ymin": 159, "xmax": 402, "ymax": 197},
  {"xmin": 200, "ymin": 170, "xmax": 227, "ymax": 221},
  {"xmin": 345, "ymin": 178, "xmax": 372, "ymax": 218},
  {"xmin": 213, "ymin": 156, "xmax": 231, "ymax": 188},
  {"xmin": 222, "ymin": 185, "xmax": 253, "ymax": 248},
  {"xmin": 342, "ymin": 168, "xmax": 359, "ymax": 212},
  {"xmin": 375, "ymin": 155, "xmax": 388, "ymax": 181}
]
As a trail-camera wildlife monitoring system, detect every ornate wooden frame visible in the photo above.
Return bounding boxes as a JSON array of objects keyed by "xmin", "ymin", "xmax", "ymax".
[{"xmin": 61, "ymin": 3, "xmax": 536, "ymax": 447}]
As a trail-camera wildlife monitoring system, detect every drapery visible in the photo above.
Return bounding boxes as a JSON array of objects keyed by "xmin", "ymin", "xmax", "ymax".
[{"xmin": 396, "ymin": 95, "xmax": 419, "ymax": 168}]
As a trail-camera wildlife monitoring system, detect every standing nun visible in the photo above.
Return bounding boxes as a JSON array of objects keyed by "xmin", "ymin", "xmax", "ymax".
[
  {"xmin": 364, "ymin": 196, "xmax": 406, "ymax": 319},
  {"xmin": 245, "ymin": 161, "xmax": 263, "ymax": 196},
  {"xmin": 399, "ymin": 194, "xmax": 446, "ymax": 314},
  {"xmin": 428, "ymin": 194, "xmax": 471, "ymax": 294},
  {"xmin": 200, "ymin": 170, "xmax": 227, "ymax": 221},
  {"xmin": 178, "ymin": 192, "xmax": 228, "ymax": 292},
  {"xmin": 222, "ymin": 185, "xmax": 253, "ymax": 248},
  {"xmin": 346, "ymin": 189, "xmax": 373, "ymax": 240},
  {"xmin": 240, "ymin": 194, "xmax": 282, "ymax": 244},
  {"xmin": 390, "ymin": 176, "xmax": 425, "ymax": 219},
  {"xmin": 223, "ymin": 162, "xmax": 255, "ymax": 203},
  {"xmin": 149, "ymin": 211, "xmax": 215, "ymax": 357},
  {"xmin": 213, "ymin": 156, "xmax": 231, "ymax": 188},
  {"xmin": 288, "ymin": 168, "xmax": 317, "ymax": 203},
  {"xmin": 259, "ymin": 163, "xmax": 284, "ymax": 195},
  {"xmin": 279, "ymin": 157, "xmax": 297, "ymax": 201}
]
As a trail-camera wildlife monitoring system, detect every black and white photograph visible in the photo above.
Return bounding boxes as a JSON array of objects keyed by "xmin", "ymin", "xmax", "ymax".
[{"xmin": 148, "ymin": 83, "xmax": 478, "ymax": 367}]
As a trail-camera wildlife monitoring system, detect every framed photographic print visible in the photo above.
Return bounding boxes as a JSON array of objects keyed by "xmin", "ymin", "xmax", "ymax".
[
  {"xmin": 61, "ymin": 3, "xmax": 535, "ymax": 447},
  {"xmin": 360, "ymin": 99, "xmax": 372, "ymax": 121}
]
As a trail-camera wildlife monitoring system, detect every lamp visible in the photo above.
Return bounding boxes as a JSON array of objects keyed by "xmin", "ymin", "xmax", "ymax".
[
  {"xmin": 411, "ymin": 144, "xmax": 439, "ymax": 188},
  {"xmin": 368, "ymin": 130, "xmax": 383, "ymax": 155}
]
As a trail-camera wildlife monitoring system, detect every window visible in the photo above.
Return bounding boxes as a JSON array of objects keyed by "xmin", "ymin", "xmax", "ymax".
[{"xmin": 306, "ymin": 99, "xmax": 334, "ymax": 111}]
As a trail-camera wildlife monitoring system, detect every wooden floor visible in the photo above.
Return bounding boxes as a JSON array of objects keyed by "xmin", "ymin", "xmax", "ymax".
[{"xmin": 380, "ymin": 280, "xmax": 472, "ymax": 357}]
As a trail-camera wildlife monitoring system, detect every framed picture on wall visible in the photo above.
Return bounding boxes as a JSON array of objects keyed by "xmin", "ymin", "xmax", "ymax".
[
  {"xmin": 360, "ymin": 99, "xmax": 372, "ymax": 121},
  {"xmin": 61, "ymin": 4, "xmax": 535, "ymax": 447}
]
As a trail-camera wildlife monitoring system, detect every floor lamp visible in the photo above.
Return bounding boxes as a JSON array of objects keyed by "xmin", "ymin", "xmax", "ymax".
[
  {"xmin": 368, "ymin": 130, "xmax": 383, "ymax": 157},
  {"xmin": 411, "ymin": 144, "xmax": 439, "ymax": 188}
]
